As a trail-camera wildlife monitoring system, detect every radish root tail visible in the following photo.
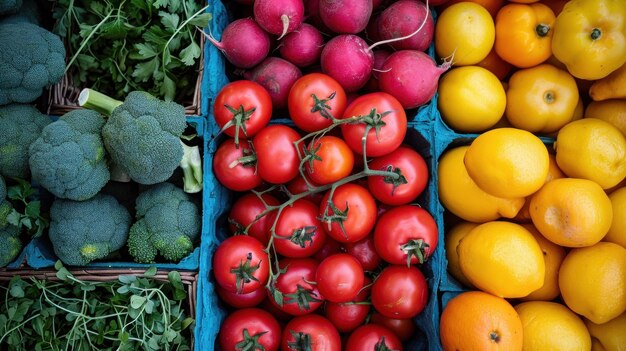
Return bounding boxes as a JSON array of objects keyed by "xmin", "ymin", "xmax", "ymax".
[{"xmin": 368, "ymin": 0, "xmax": 430, "ymax": 51}]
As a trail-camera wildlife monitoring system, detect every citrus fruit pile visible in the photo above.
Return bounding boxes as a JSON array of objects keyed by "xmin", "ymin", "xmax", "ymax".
[{"xmin": 436, "ymin": 0, "xmax": 626, "ymax": 350}]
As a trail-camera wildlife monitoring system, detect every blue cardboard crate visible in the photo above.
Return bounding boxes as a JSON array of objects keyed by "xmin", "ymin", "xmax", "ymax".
[{"xmin": 21, "ymin": 116, "xmax": 208, "ymax": 271}]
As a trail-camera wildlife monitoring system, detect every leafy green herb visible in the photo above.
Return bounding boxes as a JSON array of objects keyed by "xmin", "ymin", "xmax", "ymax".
[
  {"xmin": 0, "ymin": 262, "xmax": 194, "ymax": 350},
  {"xmin": 52, "ymin": 0, "xmax": 212, "ymax": 103},
  {"xmin": 6, "ymin": 178, "xmax": 48, "ymax": 238}
]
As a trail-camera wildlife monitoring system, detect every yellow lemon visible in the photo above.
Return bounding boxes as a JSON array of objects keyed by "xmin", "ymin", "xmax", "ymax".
[
  {"xmin": 585, "ymin": 312, "xmax": 626, "ymax": 351},
  {"xmin": 554, "ymin": 118, "xmax": 626, "ymax": 189},
  {"xmin": 435, "ymin": 2, "xmax": 495, "ymax": 66},
  {"xmin": 515, "ymin": 301, "xmax": 591, "ymax": 351},
  {"xmin": 585, "ymin": 100, "xmax": 626, "ymax": 137},
  {"xmin": 438, "ymin": 146, "xmax": 526, "ymax": 222},
  {"xmin": 464, "ymin": 128, "xmax": 550, "ymax": 198},
  {"xmin": 606, "ymin": 187, "xmax": 626, "ymax": 248},
  {"xmin": 438, "ymin": 66, "xmax": 507, "ymax": 133},
  {"xmin": 519, "ymin": 224, "xmax": 566, "ymax": 302},
  {"xmin": 530, "ymin": 177, "xmax": 613, "ymax": 248},
  {"xmin": 458, "ymin": 221, "xmax": 545, "ymax": 298},
  {"xmin": 559, "ymin": 242, "xmax": 626, "ymax": 324},
  {"xmin": 444, "ymin": 221, "xmax": 478, "ymax": 288}
]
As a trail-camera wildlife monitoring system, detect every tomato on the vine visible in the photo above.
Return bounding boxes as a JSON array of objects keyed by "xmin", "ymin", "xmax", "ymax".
[
  {"xmin": 281, "ymin": 314, "xmax": 341, "ymax": 351},
  {"xmin": 304, "ymin": 135, "xmax": 355, "ymax": 185},
  {"xmin": 319, "ymin": 183, "xmax": 377, "ymax": 243},
  {"xmin": 344, "ymin": 324, "xmax": 404, "ymax": 351},
  {"xmin": 253, "ymin": 124, "xmax": 301, "ymax": 184},
  {"xmin": 368, "ymin": 145, "xmax": 429, "ymax": 205},
  {"xmin": 371, "ymin": 265, "xmax": 429, "ymax": 319},
  {"xmin": 214, "ymin": 80, "xmax": 272, "ymax": 143},
  {"xmin": 344, "ymin": 235, "xmax": 382, "ymax": 271},
  {"xmin": 312, "ymin": 237, "xmax": 344, "ymax": 262},
  {"xmin": 218, "ymin": 308, "xmax": 282, "ymax": 351},
  {"xmin": 213, "ymin": 235, "xmax": 270, "ymax": 294},
  {"xmin": 324, "ymin": 277, "xmax": 372, "ymax": 333},
  {"xmin": 373, "ymin": 205, "xmax": 439, "ymax": 266},
  {"xmin": 213, "ymin": 139, "xmax": 262, "ymax": 192},
  {"xmin": 216, "ymin": 285, "xmax": 267, "ymax": 309},
  {"xmin": 228, "ymin": 193, "xmax": 279, "ymax": 245},
  {"xmin": 269, "ymin": 258, "xmax": 324, "ymax": 316},
  {"xmin": 340, "ymin": 92, "xmax": 407, "ymax": 157},
  {"xmin": 315, "ymin": 253, "xmax": 364, "ymax": 303},
  {"xmin": 369, "ymin": 312, "xmax": 417, "ymax": 342},
  {"xmin": 274, "ymin": 199, "xmax": 327, "ymax": 258},
  {"xmin": 288, "ymin": 73, "xmax": 347, "ymax": 132},
  {"xmin": 287, "ymin": 175, "xmax": 324, "ymax": 205}
]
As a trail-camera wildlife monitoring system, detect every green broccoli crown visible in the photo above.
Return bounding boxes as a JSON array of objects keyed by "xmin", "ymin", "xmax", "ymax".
[
  {"xmin": 0, "ymin": 0, "xmax": 40, "ymax": 25},
  {"xmin": 0, "ymin": 175, "xmax": 6, "ymax": 200},
  {"xmin": 0, "ymin": 104, "xmax": 51, "ymax": 178},
  {"xmin": 0, "ymin": 224, "xmax": 21, "ymax": 267},
  {"xmin": 0, "ymin": 0, "xmax": 22, "ymax": 16},
  {"xmin": 29, "ymin": 109, "xmax": 110, "ymax": 201},
  {"xmin": 127, "ymin": 182, "xmax": 200, "ymax": 263},
  {"xmin": 0, "ymin": 22, "xmax": 65, "ymax": 105},
  {"xmin": 101, "ymin": 91, "xmax": 187, "ymax": 185},
  {"xmin": 49, "ymin": 193, "xmax": 131, "ymax": 266},
  {"xmin": 0, "ymin": 176, "xmax": 9, "ymax": 228}
]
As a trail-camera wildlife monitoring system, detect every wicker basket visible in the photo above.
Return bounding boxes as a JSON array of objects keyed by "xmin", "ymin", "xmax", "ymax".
[{"xmin": 0, "ymin": 267, "xmax": 198, "ymax": 350}]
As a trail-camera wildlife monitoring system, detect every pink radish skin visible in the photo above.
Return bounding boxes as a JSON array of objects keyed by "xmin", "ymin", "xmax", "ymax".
[
  {"xmin": 279, "ymin": 23, "xmax": 325, "ymax": 67},
  {"xmin": 378, "ymin": 0, "xmax": 434, "ymax": 51},
  {"xmin": 365, "ymin": 13, "xmax": 382, "ymax": 44},
  {"xmin": 304, "ymin": 0, "xmax": 333, "ymax": 33},
  {"xmin": 244, "ymin": 57, "xmax": 303, "ymax": 109},
  {"xmin": 203, "ymin": 18, "xmax": 270, "ymax": 69},
  {"xmin": 319, "ymin": 0, "xmax": 373, "ymax": 34},
  {"xmin": 363, "ymin": 49, "xmax": 392, "ymax": 92},
  {"xmin": 254, "ymin": 0, "xmax": 305, "ymax": 39},
  {"xmin": 321, "ymin": 34, "xmax": 374, "ymax": 93},
  {"xmin": 379, "ymin": 50, "xmax": 452, "ymax": 109}
]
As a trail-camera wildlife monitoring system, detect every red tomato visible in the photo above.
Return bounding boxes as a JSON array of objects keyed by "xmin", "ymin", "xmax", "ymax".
[
  {"xmin": 281, "ymin": 314, "xmax": 341, "ymax": 351},
  {"xmin": 369, "ymin": 312, "xmax": 417, "ymax": 342},
  {"xmin": 269, "ymin": 258, "xmax": 324, "ymax": 316},
  {"xmin": 288, "ymin": 73, "xmax": 347, "ymax": 132},
  {"xmin": 371, "ymin": 265, "xmax": 428, "ymax": 319},
  {"xmin": 340, "ymin": 92, "xmax": 407, "ymax": 157},
  {"xmin": 344, "ymin": 324, "xmax": 403, "ymax": 351},
  {"xmin": 319, "ymin": 183, "xmax": 377, "ymax": 243},
  {"xmin": 287, "ymin": 175, "xmax": 324, "ymax": 205},
  {"xmin": 274, "ymin": 199, "xmax": 327, "ymax": 258},
  {"xmin": 228, "ymin": 193, "xmax": 279, "ymax": 245},
  {"xmin": 324, "ymin": 277, "xmax": 372, "ymax": 333},
  {"xmin": 218, "ymin": 308, "xmax": 281, "ymax": 351},
  {"xmin": 373, "ymin": 205, "xmax": 438, "ymax": 265},
  {"xmin": 312, "ymin": 237, "xmax": 344, "ymax": 262},
  {"xmin": 367, "ymin": 145, "xmax": 429, "ymax": 205},
  {"xmin": 343, "ymin": 235, "xmax": 382, "ymax": 271},
  {"xmin": 213, "ymin": 139, "xmax": 262, "ymax": 192},
  {"xmin": 213, "ymin": 235, "xmax": 269, "ymax": 294},
  {"xmin": 316, "ymin": 254, "xmax": 364, "ymax": 303},
  {"xmin": 216, "ymin": 285, "xmax": 267, "ymax": 308},
  {"xmin": 304, "ymin": 135, "xmax": 354, "ymax": 185},
  {"xmin": 214, "ymin": 80, "xmax": 272, "ymax": 142},
  {"xmin": 253, "ymin": 125, "xmax": 301, "ymax": 184}
]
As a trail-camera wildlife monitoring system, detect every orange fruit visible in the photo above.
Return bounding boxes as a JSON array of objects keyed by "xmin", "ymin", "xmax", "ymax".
[
  {"xmin": 585, "ymin": 312, "xmax": 626, "ymax": 351},
  {"xmin": 585, "ymin": 100, "xmax": 626, "ymax": 137},
  {"xmin": 440, "ymin": 291, "xmax": 523, "ymax": 351}
]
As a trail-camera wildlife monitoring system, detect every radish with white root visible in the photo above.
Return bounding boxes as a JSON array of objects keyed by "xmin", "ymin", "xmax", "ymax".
[
  {"xmin": 319, "ymin": 0, "xmax": 373, "ymax": 34},
  {"xmin": 378, "ymin": 0, "xmax": 434, "ymax": 51},
  {"xmin": 254, "ymin": 0, "xmax": 305, "ymax": 39},
  {"xmin": 244, "ymin": 57, "xmax": 303, "ymax": 109},
  {"xmin": 379, "ymin": 50, "xmax": 452, "ymax": 109},
  {"xmin": 202, "ymin": 18, "xmax": 270, "ymax": 69},
  {"xmin": 279, "ymin": 23, "xmax": 325, "ymax": 67},
  {"xmin": 364, "ymin": 49, "xmax": 392, "ymax": 92}
]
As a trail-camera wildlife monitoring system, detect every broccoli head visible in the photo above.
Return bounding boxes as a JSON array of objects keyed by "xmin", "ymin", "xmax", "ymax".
[
  {"xmin": 49, "ymin": 193, "xmax": 131, "ymax": 266},
  {"xmin": 29, "ymin": 109, "xmax": 110, "ymax": 201},
  {"xmin": 0, "ymin": 0, "xmax": 22, "ymax": 16},
  {"xmin": 0, "ymin": 175, "xmax": 11, "ymax": 228},
  {"xmin": 127, "ymin": 182, "xmax": 200, "ymax": 263},
  {"xmin": 0, "ymin": 224, "xmax": 21, "ymax": 267},
  {"xmin": 0, "ymin": 104, "xmax": 51, "ymax": 178},
  {"xmin": 0, "ymin": 22, "xmax": 65, "ymax": 105},
  {"xmin": 0, "ymin": 0, "xmax": 40, "ymax": 25},
  {"xmin": 78, "ymin": 89, "xmax": 187, "ymax": 185}
]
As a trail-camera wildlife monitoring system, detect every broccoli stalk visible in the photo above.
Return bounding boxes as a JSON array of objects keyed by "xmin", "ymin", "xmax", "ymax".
[{"xmin": 78, "ymin": 88, "xmax": 203, "ymax": 192}]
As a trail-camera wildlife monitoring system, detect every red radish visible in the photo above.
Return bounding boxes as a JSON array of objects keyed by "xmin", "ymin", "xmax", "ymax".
[
  {"xmin": 372, "ymin": 0, "xmax": 388, "ymax": 10},
  {"xmin": 254, "ymin": 0, "xmax": 305, "ymax": 39},
  {"xmin": 304, "ymin": 0, "xmax": 333, "ymax": 33},
  {"xmin": 202, "ymin": 18, "xmax": 270, "ymax": 69},
  {"xmin": 378, "ymin": 0, "xmax": 434, "ymax": 51},
  {"xmin": 378, "ymin": 50, "xmax": 452, "ymax": 109},
  {"xmin": 363, "ymin": 49, "xmax": 392, "ymax": 92},
  {"xmin": 279, "ymin": 23, "xmax": 325, "ymax": 67},
  {"xmin": 320, "ymin": 34, "xmax": 374, "ymax": 93},
  {"xmin": 244, "ymin": 57, "xmax": 303, "ymax": 109},
  {"xmin": 319, "ymin": 0, "xmax": 373, "ymax": 34}
]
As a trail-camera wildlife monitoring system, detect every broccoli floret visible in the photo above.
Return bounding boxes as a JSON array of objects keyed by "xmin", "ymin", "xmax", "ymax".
[
  {"xmin": 48, "ymin": 193, "xmax": 131, "ymax": 266},
  {"xmin": 0, "ymin": 0, "xmax": 40, "ymax": 25},
  {"xmin": 29, "ymin": 109, "xmax": 110, "ymax": 201},
  {"xmin": 127, "ymin": 182, "xmax": 200, "ymax": 263},
  {"xmin": 0, "ymin": 22, "xmax": 65, "ymax": 105},
  {"xmin": 0, "ymin": 104, "xmax": 51, "ymax": 178},
  {"xmin": 0, "ymin": 175, "xmax": 11, "ymax": 228},
  {"xmin": 0, "ymin": 224, "xmax": 21, "ymax": 267},
  {"xmin": 0, "ymin": 0, "xmax": 21, "ymax": 16}
]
